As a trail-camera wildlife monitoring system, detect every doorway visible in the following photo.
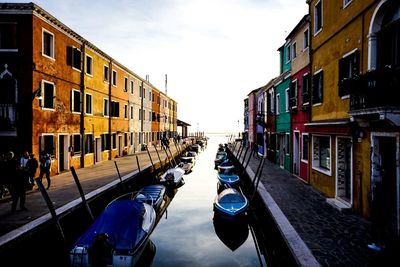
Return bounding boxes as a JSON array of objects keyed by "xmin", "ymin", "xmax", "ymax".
[
  {"xmin": 336, "ymin": 137, "xmax": 353, "ymax": 205},
  {"xmin": 293, "ymin": 131, "xmax": 300, "ymax": 176},
  {"xmin": 95, "ymin": 137, "xmax": 101, "ymax": 163}
]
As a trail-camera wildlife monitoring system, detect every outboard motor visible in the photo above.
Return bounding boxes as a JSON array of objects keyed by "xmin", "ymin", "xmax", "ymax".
[{"xmin": 89, "ymin": 233, "xmax": 113, "ymax": 267}]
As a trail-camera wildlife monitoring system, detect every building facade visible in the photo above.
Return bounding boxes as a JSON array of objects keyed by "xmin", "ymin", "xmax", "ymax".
[{"xmin": 0, "ymin": 3, "xmax": 178, "ymax": 176}]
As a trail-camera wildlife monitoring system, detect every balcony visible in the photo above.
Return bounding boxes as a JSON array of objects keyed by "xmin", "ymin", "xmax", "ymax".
[{"xmin": 347, "ymin": 67, "xmax": 400, "ymax": 126}]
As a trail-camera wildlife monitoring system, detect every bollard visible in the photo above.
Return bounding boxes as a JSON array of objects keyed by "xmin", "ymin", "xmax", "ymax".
[
  {"xmin": 36, "ymin": 179, "xmax": 65, "ymax": 241},
  {"xmin": 70, "ymin": 166, "xmax": 94, "ymax": 221},
  {"xmin": 114, "ymin": 161, "xmax": 126, "ymax": 191}
]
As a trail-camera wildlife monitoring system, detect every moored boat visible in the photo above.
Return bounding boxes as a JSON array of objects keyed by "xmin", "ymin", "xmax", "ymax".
[
  {"xmin": 177, "ymin": 156, "xmax": 194, "ymax": 174},
  {"xmin": 217, "ymin": 173, "xmax": 240, "ymax": 187},
  {"xmin": 70, "ymin": 199, "xmax": 156, "ymax": 267},
  {"xmin": 214, "ymin": 188, "xmax": 249, "ymax": 217},
  {"xmin": 159, "ymin": 167, "xmax": 185, "ymax": 188}
]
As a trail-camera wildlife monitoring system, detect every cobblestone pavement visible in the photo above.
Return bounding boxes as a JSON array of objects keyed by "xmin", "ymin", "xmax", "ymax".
[{"xmin": 232, "ymin": 148, "xmax": 399, "ymax": 267}]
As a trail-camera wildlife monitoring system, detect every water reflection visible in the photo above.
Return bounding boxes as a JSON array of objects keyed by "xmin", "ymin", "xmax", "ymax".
[
  {"xmin": 213, "ymin": 212, "xmax": 249, "ymax": 251},
  {"xmin": 148, "ymin": 134, "xmax": 268, "ymax": 267}
]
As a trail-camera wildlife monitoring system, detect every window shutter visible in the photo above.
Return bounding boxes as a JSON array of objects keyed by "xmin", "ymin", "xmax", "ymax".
[
  {"xmin": 39, "ymin": 81, "xmax": 44, "ymax": 107},
  {"xmin": 66, "ymin": 46, "xmax": 72, "ymax": 66}
]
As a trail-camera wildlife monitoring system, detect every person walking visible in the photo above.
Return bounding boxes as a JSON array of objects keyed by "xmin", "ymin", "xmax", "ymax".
[
  {"xmin": 26, "ymin": 153, "xmax": 38, "ymax": 189},
  {"xmin": 7, "ymin": 151, "xmax": 27, "ymax": 212},
  {"xmin": 38, "ymin": 151, "xmax": 52, "ymax": 190}
]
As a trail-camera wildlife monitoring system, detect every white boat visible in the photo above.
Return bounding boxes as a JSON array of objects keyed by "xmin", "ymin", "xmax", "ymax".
[
  {"xmin": 214, "ymin": 188, "xmax": 249, "ymax": 217},
  {"xmin": 70, "ymin": 199, "xmax": 156, "ymax": 267},
  {"xmin": 177, "ymin": 156, "xmax": 194, "ymax": 174},
  {"xmin": 159, "ymin": 167, "xmax": 185, "ymax": 188}
]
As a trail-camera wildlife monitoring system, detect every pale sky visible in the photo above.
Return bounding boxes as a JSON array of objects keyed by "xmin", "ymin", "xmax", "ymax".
[{"xmin": 12, "ymin": 0, "xmax": 308, "ymax": 133}]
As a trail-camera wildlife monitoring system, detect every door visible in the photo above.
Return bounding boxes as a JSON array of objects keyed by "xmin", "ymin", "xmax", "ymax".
[
  {"xmin": 118, "ymin": 135, "xmax": 123, "ymax": 156},
  {"xmin": 336, "ymin": 137, "xmax": 352, "ymax": 204},
  {"xmin": 293, "ymin": 132, "xmax": 300, "ymax": 176},
  {"xmin": 279, "ymin": 134, "xmax": 285, "ymax": 168},
  {"xmin": 95, "ymin": 137, "xmax": 101, "ymax": 163},
  {"xmin": 58, "ymin": 135, "xmax": 68, "ymax": 172}
]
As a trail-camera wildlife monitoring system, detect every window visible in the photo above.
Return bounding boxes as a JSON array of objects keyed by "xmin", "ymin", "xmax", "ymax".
[
  {"xmin": 285, "ymin": 88, "xmax": 289, "ymax": 112},
  {"xmin": 152, "ymin": 112, "xmax": 156, "ymax": 122},
  {"xmin": 112, "ymin": 133, "xmax": 117, "ymax": 149},
  {"xmin": 143, "ymin": 110, "xmax": 146, "ymax": 121},
  {"xmin": 130, "ymin": 80, "xmax": 134, "ymax": 94},
  {"xmin": 302, "ymin": 73, "xmax": 310, "ymax": 105},
  {"xmin": 72, "ymin": 47, "xmax": 81, "ymax": 70},
  {"xmin": 103, "ymin": 99, "xmax": 109, "ymax": 116},
  {"xmin": 124, "ymin": 77, "xmax": 128, "ymax": 92},
  {"xmin": 285, "ymin": 133, "xmax": 290, "ymax": 155},
  {"xmin": 86, "ymin": 55, "xmax": 93, "ymax": 75},
  {"xmin": 139, "ymin": 108, "xmax": 142, "ymax": 120},
  {"xmin": 338, "ymin": 50, "xmax": 360, "ymax": 97},
  {"xmin": 111, "ymin": 101, "xmax": 120, "ymax": 117},
  {"xmin": 71, "ymin": 89, "xmax": 81, "ymax": 113},
  {"xmin": 149, "ymin": 91, "xmax": 152, "ymax": 101},
  {"xmin": 149, "ymin": 111, "xmax": 152, "ymax": 121},
  {"xmin": 70, "ymin": 134, "xmax": 81, "ymax": 155},
  {"xmin": 41, "ymin": 80, "xmax": 55, "ymax": 109},
  {"xmin": 286, "ymin": 45, "xmax": 291, "ymax": 63},
  {"xmin": 39, "ymin": 134, "xmax": 55, "ymax": 157},
  {"xmin": 269, "ymin": 90, "xmax": 275, "ymax": 113},
  {"xmin": 130, "ymin": 106, "xmax": 134, "ymax": 119},
  {"xmin": 140, "ymin": 86, "xmax": 143, "ymax": 98},
  {"xmin": 85, "ymin": 134, "xmax": 94, "ymax": 154},
  {"xmin": 112, "ymin": 70, "xmax": 117, "ymax": 86},
  {"xmin": 343, "ymin": 0, "xmax": 352, "ymax": 8},
  {"xmin": 130, "ymin": 132, "xmax": 134, "ymax": 146},
  {"xmin": 0, "ymin": 23, "xmax": 17, "ymax": 50},
  {"xmin": 292, "ymin": 42, "xmax": 297, "ymax": 59},
  {"xmin": 85, "ymin": 93, "xmax": 92, "ymax": 115},
  {"xmin": 104, "ymin": 65, "xmax": 109, "ymax": 82},
  {"xmin": 312, "ymin": 70, "xmax": 323, "ymax": 104},
  {"xmin": 378, "ymin": 12, "xmax": 400, "ymax": 69},
  {"xmin": 276, "ymin": 94, "xmax": 280, "ymax": 114},
  {"xmin": 289, "ymin": 80, "xmax": 297, "ymax": 110},
  {"xmin": 101, "ymin": 133, "xmax": 110, "ymax": 151},
  {"xmin": 303, "ymin": 29, "xmax": 309, "ymax": 50},
  {"xmin": 302, "ymin": 134, "xmax": 309, "ymax": 162},
  {"xmin": 314, "ymin": 0, "xmax": 323, "ymax": 34},
  {"xmin": 42, "ymin": 29, "xmax": 54, "ymax": 59},
  {"xmin": 124, "ymin": 104, "xmax": 128, "ymax": 119},
  {"xmin": 312, "ymin": 135, "xmax": 331, "ymax": 175},
  {"xmin": 124, "ymin": 133, "xmax": 128, "ymax": 147}
]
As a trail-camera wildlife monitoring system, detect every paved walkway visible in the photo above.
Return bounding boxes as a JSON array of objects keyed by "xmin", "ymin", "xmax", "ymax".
[
  {"xmin": 0, "ymin": 140, "xmax": 192, "ymax": 243},
  {"xmin": 230, "ymin": 143, "xmax": 398, "ymax": 267}
]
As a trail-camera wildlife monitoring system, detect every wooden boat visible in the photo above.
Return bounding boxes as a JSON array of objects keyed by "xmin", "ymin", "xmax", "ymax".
[
  {"xmin": 214, "ymin": 151, "xmax": 228, "ymax": 169},
  {"xmin": 214, "ymin": 188, "xmax": 249, "ymax": 217},
  {"xmin": 70, "ymin": 199, "xmax": 156, "ymax": 267},
  {"xmin": 217, "ymin": 173, "xmax": 240, "ymax": 187},
  {"xmin": 159, "ymin": 167, "xmax": 185, "ymax": 188},
  {"xmin": 217, "ymin": 160, "xmax": 234, "ymax": 173},
  {"xmin": 177, "ymin": 156, "xmax": 194, "ymax": 174}
]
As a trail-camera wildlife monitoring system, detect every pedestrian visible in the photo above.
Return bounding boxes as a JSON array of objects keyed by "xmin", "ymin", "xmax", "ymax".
[
  {"xmin": 26, "ymin": 153, "xmax": 38, "ymax": 189},
  {"xmin": 38, "ymin": 151, "xmax": 52, "ymax": 190},
  {"xmin": 20, "ymin": 150, "xmax": 30, "ymax": 188},
  {"xmin": 7, "ymin": 151, "xmax": 27, "ymax": 212}
]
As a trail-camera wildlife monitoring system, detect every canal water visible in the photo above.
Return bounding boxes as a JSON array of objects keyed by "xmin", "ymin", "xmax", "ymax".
[{"xmin": 143, "ymin": 135, "xmax": 269, "ymax": 267}]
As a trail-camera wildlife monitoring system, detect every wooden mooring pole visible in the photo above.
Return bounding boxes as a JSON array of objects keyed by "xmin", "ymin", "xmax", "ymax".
[
  {"xmin": 145, "ymin": 145, "xmax": 155, "ymax": 170},
  {"xmin": 135, "ymin": 155, "xmax": 141, "ymax": 173},
  {"xmin": 154, "ymin": 145, "xmax": 163, "ymax": 168},
  {"xmin": 36, "ymin": 179, "xmax": 65, "ymax": 241},
  {"xmin": 70, "ymin": 166, "xmax": 94, "ymax": 221},
  {"xmin": 114, "ymin": 160, "xmax": 126, "ymax": 191}
]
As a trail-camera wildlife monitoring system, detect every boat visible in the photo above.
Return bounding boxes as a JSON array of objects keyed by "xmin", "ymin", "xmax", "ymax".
[
  {"xmin": 213, "ymin": 211, "xmax": 249, "ymax": 251},
  {"xmin": 159, "ymin": 167, "xmax": 185, "ymax": 188},
  {"xmin": 109, "ymin": 184, "xmax": 166, "ymax": 213},
  {"xmin": 214, "ymin": 188, "xmax": 249, "ymax": 217},
  {"xmin": 177, "ymin": 156, "xmax": 194, "ymax": 174},
  {"xmin": 217, "ymin": 159, "xmax": 234, "ymax": 173},
  {"xmin": 214, "ymin": 151, "xmax": 228, "ymax": 169},
  {"xmin": 70, "ymin": 199, "xmax": 156, "ymax": 267},
  {"xmin": 217, "ymin": 173, "xmax": 240, "ymax": 187},
  {"xmin": 191, "ymin": 144, "xmax": 200, "ymax": 153}
]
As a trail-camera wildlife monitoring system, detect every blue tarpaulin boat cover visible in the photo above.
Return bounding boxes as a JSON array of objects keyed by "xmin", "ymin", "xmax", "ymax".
[{"xmin": 73, "ymin": 200, "xmax": 145, "ymax": 253}]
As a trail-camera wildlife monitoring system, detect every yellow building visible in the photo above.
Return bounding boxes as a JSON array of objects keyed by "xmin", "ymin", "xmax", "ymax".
[{"xmin": 307, "ymin": 0, "xmax": 400, "ymax": 238}]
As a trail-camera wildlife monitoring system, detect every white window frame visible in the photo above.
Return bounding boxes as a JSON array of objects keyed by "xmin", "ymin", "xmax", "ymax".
[
  {"xmin": 85, "ymin": 93, "xmax": 93, "ymax": 115},
  {"xmin": 314, "ymin": 0, "xmax": 323, "ymax": 36},
  {"xmin": 71, "ymin": 89, "xmax": 81, "ymax": 114},
  {"xmin": 86, "ymin": 55, "xmax": 93, "ymax": 76},
  {"xmin": 71, "ymin": 46, "xmax": 81, "ymax": 72},
  {"xmin": 104, "ymin": 65, "xmax": 109, "ymax": 83},
  {"xmin": 303, "ymin": 28, "xmax": 309, "ymax": 51},
  {"xmin": 70, "ymin": 133, "xmax": 82, "ymax": 157},
  {"xmin": 112, "ymin": 70, "xmax": 117, "ymax": 87},
  {"xmin": 312, "ymin": 134, "xmax": 332, "ymax": 176},
  {"xmin": 286, "ymin": 45, "xmax": 291, "ymax": 63},
  {"xmin": 103, "ymin": 98, "xmax": 109, "ymax": 117},
  {"xmin": 85, "ymin": 133, "xmax": 94, "ymax": 155},
  {"xmin": 292, "ymin": 42, "xmax": 297, "ymax": 60},
  {"xmin": 301, "ymin": 133, "xmax": 309, "ymax": 163},
  {"xmin": 312, "ymin": 68, "xmax": 323, "ymax": 106},
  {"xmin": 302, "ymin": 72, "xmax": 310, "ymax": 106},
  {"xmin": 130, "ymin": 80, "xmax": 134, "ymax": 95},
  {"xmin": 124, "ymin": 77, "xmax": 128, "ymax": 92},
  {"xmin": 130, "ymin": 105, "xmax": 134, "ymax": 119},
  {"xmin": 41, "ymin": 80, "xmax": 56, "ymax": 111},
  {"xmin": 124, "ymin": 104, "xmax": 128, "ymax": 119},
  {"xmin": 276, "ymin": 94, "xmax": 280, "ymax": 115},
  {"xmin": 41, "ymin": 133, "xmax": 55, "ymax": 157},
  {"xmin": 285, "ymin": 88, "xmax": 290, "ymax": 112},
  {"xmin": 42, "ymin": 28, "xmax": 55, "ymax": 60}
]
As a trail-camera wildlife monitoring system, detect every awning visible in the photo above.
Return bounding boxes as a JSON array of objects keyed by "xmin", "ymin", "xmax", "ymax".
[{"xmin": 304, "ymin": 120, "xmax": 353, "ymax": 135}]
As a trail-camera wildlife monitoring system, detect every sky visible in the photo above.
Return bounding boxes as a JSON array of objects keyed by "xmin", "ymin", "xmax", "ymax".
[{"xmin": 11, "ymin": 0, "xmax": 308, "ymax": 133}]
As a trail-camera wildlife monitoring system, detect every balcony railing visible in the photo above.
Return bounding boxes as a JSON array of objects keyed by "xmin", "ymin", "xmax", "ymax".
[{"xmin": 347, "ymin": 67, "xmax": 400, "ymax": 111}]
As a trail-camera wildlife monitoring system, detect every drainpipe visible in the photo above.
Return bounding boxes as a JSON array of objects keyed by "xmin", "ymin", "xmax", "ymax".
[
  {"xmin": 140, "ymin": 80, "xmax": 144, "ymax": 146},
  {"xmin": 307, "ymin": 2, "xmax": 312, "ymax": 181},
  {"xmin": 80, "ymin": 41, "xmax": 86, "ymax": 168},
  {"xmin": 108, "ymin": 59, "xmax": 113, "ymax": 160}
]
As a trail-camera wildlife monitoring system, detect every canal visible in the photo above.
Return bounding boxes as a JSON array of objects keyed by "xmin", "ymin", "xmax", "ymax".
[{"xmin": 145, "ymin": 134, "xmax": 269, "ymax": 267}]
